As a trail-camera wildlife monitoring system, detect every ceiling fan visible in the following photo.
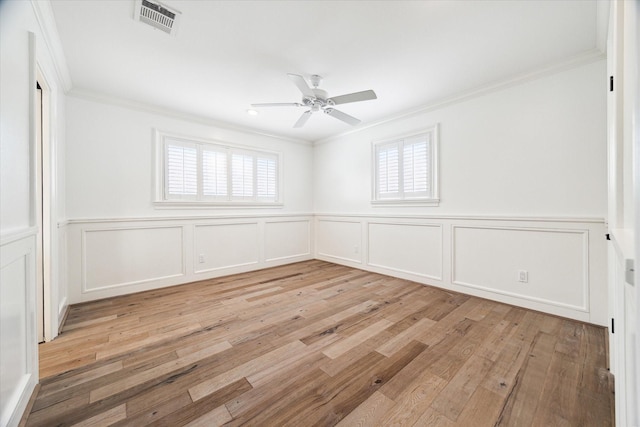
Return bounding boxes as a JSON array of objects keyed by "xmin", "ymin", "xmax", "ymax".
[{"xmin": 251, "ymin": 74, "xmax": 377, "ymax": 128}]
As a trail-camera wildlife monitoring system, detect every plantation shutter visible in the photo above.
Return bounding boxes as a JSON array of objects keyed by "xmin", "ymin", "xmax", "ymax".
[
  {"xmin": 403, "ymin": 135, "xmax": 430, "ymax": 197},
  {"xmin": 160, "ymin": 133, "xmax": 280, "ymax": 204},
  {"xmin": 256, "ymin": 156, "xmax": 277, "ymax": 200},
  {"xmin": 166, "ymin": 141, "xmax": 197, "ymax": 198},
  {"xmin": 376, "ymin": 142, "xmax": 400, "ymax": 199},
  {"xmin": 231, "ymin": 153, "xmax": 254, "ymax": 199},
  {"xmin": 202, "ymin": 148, "xmax": 227, "ymax": 198}
]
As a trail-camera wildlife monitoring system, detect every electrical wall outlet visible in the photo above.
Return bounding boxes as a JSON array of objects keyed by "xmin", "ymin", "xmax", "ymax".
[
  {"xmin": 198, "ymin": 254, "xmax": 205, "ymax": 264},
  {"xmin": 518, "ymin": 270, "xmax": 528, "ymax": 283},
  {"xmin": 354, "ymin": 245, "xmax": 359, "ymax": 254}
]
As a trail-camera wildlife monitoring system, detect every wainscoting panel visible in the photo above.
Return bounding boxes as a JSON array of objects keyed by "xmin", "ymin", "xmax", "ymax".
[
  {"xmin": 83, "ymin": 226, "xmax": 184, "ymax": 292},
  {"xmin": 264, "ymin": 220, "xmax": 311, "ymax": 262},
  {"xmin": 0, "ymin": 230, "xmax": 38, "ymax": 427},
  {"xmin": 194, "ymin": 222, "xmax": 259, "ymax": 273},
  {"xmin": 314, "ymin": 215, "xmax": 606, "ymax": 325},
  {"xmin": 66, "ymin": 215, "xmax": 313, "ymax": 304},
  {"xmin": 65, "ymin": 214, "xmax": 605, "ymax": 325},
  {"xmin": 368, "ymin": 222, "xmax": 443, "ymax": 280},
  {"xmin": 316, "ymin": 219, "xmax": 362, "ymax": 263},
  {"xmin": 452, "ymin": 226, "xmax": 588, "ymax": 311}
]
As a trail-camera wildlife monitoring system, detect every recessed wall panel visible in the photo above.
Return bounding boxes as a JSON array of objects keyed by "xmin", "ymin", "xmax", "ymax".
[
  {"xmin": 316, "ymin": 220, "xmax": 362, "ymax": 263},
  {"xmin": 265, "ymin": 220, "xmax": 310, "ymax": 262},
  {"xmin": 83, "ymin": 227, "xmax": 184, "ymax": 291},
  {"xmin": 0, "ymin": 255, "xmax": 28, "ymax": 414},
  {"xmin": 452, "ymin": 226, "xmax": 587, "ymax": 310},
  {"xmin": 368, "ymin": 222, "xmax": 442, "ymax": 280},
  {"xmin": 194, "ymin": 223, "xmax": 259, "ymax": 272}
]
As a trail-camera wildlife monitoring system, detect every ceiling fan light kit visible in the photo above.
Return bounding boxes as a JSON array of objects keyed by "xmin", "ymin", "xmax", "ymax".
[{"xmin": 251, "ymin": 73, "xmax": 377, "ymax": 128}]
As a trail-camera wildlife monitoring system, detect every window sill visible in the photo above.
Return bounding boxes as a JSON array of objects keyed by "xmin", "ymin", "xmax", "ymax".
[
  {"xmin": 371, "ymin": 198, "xmax": 440, "ymax": 207},
  {"xmin": 153, "ymin": 201, "xmax": 284, "ymax": 209}
]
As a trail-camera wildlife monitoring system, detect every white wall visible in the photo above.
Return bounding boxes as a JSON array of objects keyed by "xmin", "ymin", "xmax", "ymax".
[
  {"xmin": 314, "ymin": 60, "xmax": 608, "ymax": 325},
  {"xmin": 0, "ymin": 2, "xmax": 32, "ymax": 235},
  {"xmin": 0, "ymin": 1, "xmax": 67, "ymax": 426},
  {"xmin": 315, "ymin": 60, "xmax": 607, "ymax": 217},
  {"xmin": 64, "ymin": 95, "xmax": 314, "ymax": 303},
  {"xmin": 65, "ymin": 95, "xmax": 313, "ymax": 219}
]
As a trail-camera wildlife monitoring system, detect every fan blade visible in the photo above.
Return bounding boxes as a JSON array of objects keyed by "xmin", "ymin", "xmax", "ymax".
[
  {"xmin": 293, "ymin": 111, "xmax": 312, "ymax": 128},
  {"xmin": 287, "ymin": 73, "xmax": 315, "ymax": 98},
  {"xmin": 324, "ymin": 108, "xmax": 361, "ymax": 126},
  {"xmin": 251, "ymin": 103, "xmax": 303, "ymax": 107},
  {"xmin": 328, "ymin": 90, "xmax": 377, "ymax": 106}
]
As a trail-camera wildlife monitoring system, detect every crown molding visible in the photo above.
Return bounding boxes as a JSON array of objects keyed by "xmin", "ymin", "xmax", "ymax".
[
  {"xmin": 315, "ymin": 49, "xmax": 606, "ymax": 146},
  {"xmin": 67, "ymin": 88, "xmax": 312, "ymax": 146},
  {"xmin": 30, "ymin": 0, "xmax": 72, "ymax": 92}
]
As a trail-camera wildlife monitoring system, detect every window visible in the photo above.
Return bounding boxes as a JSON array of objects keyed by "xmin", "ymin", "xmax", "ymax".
[
  {"xmin": 155, "ymin": 131, "xmax": 281, "ymax": 206},
  {"xmin": 372, "ymin": 126, "xmax": 439, "ymax": 205}
]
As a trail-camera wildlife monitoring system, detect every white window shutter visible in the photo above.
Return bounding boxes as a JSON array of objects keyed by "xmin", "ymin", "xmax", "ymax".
[
  {"xmin": 257, "ymin": 156, "xmax": 277, "ymax": 200},
  {"xmin": 377, "ymin": 143, "xmax": 400, "ymax": 198},
  {"xmin": 372, "ymin": 127, "xmax": 437, "ymax": 204},
  {"xmin": 159, "ymin": 132, "xmax": 281, "ymax": 205},
  {"xmin": 166, "ymin": 143, "xmax": 197, "ymax": 197},
  {"xmin": 403, "ymin": 136, "xmax": 430, "ymax": 197},
  {"xmin": 232, "ymin": 153, "xmax": 254, "ymax": 198},
  {"xmin": 202, "ymin": 149, "xmax": 227, "ymax": 198}
]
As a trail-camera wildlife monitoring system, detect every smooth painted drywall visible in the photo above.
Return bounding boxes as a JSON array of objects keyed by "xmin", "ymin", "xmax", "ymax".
[
  {"xmin": 0, "ymin": 1, "xmax": 67, "ymax": 425},
  {"xmin": 0, "ymin": 1, "xmax": 32, "ymax": 234},
  {"xmin": 64, "ymin": 96, "xmax": 313, "ymax": 219},
  {"xmin": 314, "ymin": 60, "xmax": 607, "ymax": 218}
]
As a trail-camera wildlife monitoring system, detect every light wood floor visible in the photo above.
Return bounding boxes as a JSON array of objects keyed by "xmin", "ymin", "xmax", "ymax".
[{"xmin": 29, "ymin": 260, "xmax": 613, "ymax": 426}]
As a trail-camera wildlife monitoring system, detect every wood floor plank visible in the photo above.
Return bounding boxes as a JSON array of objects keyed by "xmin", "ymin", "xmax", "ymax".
[
  {"xmin": 494, "ymin": 332, "xmax": 558, "ymax": 426},
  {"xmin": 71, "ymin": 403, "xmax": 127, "ymax": 427},
  {"xmin": 224, "ymin": 363, "xmax": 328, "ymax": 421},
  {"xmin": 411, "ymin": 408, "xmax": 455, "ymax": 427},
  {"xmin": 481, "ymin": 340, "xmax": 529, "ymax": 397},
  {"xmin": 184, "ymin": 405, "xmax": 232, "ymax": 427},
  {"xmin": 335, "ymin": 391, "xmax": 396, "ymax": 427},
  {"xmin": 38, "ymin": 361, "xmax": 124, "ymax": 398},
  {"xmin": 322, "ymin": 318, "xmax": 394, "ymax": 359},
  {"xmin": 147, "ymin": 378, "xmax": 251, "ymax": 426},
  {"xmin": 531, "ymin": 350, "xmax": 582, "ymax": 427},
  {"xmin": 28, "ymin": 260, "xmax": 612, "ymax": 427},
  {"xmin": 319, "ymin": 329, "xmax": 395, "ymax": 378},
  {"xmin": 377, "ymin": 317, "xmax": 436, "ymax": 357},
  {"xmin": 375, "ymin": 370, "xmax": 446, "ymax": 426},
  {"xmin": 429, "ymin": 354, "xmax": 494, "ymax": 421},
  {"xmin": 90, "ymin": 340, "xmax": 232, "ymax": 402},
  {"xmin": 378, "ymin": 318, "xmax": 474, "ymax": 401},
  {"xmin": 188, "ymin": 340, "xmax": 306, "ymax": 401},
  {"xmin": 454, "ymin": 386, "xmax": 506, "ymax": 427},
  {"xmin": 116, "ymin": 392, "xmax": 192, "ymax": 426}
]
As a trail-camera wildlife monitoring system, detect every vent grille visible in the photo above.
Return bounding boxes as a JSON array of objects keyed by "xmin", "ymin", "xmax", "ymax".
[{"xmin": 134, "ymin": 0, "xmax": 181, "ymax": 36}]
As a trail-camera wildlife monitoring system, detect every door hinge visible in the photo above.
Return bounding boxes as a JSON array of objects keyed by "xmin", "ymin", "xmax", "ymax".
[
  {"xmin": 606, "ymin": 233, "xmax": 611, "ymax": 240},
  {"xmin": 610, "ymin": 76, "xmax": 614, "ymax": 92},
  {"xmin": 611, "ymin": 318, "xmax": 615, "ymax": 334}
]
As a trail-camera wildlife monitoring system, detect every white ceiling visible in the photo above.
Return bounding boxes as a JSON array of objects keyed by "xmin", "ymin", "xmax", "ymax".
[{"xmin": 50, "ymin": 0, "xmax": 604, "ymax": 143}]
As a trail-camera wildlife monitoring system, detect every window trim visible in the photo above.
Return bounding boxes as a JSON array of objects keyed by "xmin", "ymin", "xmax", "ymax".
[
  {"xmin": 153, "ymin": 130, "xmax": 283, "ymax": 208},
  {"xmin": 371, "ymin": 125, "xmax": 439, "ymax": 207}
]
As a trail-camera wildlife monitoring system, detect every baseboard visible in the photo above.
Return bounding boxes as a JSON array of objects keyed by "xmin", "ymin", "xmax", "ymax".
[
  {"xmin": 58, "ymin": 304, "xmax": 70, "ymax": 334},
  {"xmin": 17, "ymin": 384, "xmax": 40, "ymax": 427}
]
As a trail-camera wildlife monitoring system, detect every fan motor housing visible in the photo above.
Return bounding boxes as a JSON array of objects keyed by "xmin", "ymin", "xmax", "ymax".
[{"xmin": 303, "ymin": 88, "xmax": 329, "ymax": 108}]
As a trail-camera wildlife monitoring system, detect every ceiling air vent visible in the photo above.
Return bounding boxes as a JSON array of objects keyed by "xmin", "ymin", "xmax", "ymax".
[{"xmin": 134, "ymin": 0, "xmax": 181, "ymax": 36}]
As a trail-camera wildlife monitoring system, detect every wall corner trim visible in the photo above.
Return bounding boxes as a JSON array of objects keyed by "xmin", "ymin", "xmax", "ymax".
[{"xmin": 30, "ymin": 0, "xmax": 73, "ymax": 92}]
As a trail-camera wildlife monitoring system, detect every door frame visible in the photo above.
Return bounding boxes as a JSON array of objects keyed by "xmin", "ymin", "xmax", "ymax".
[{"xmin": 34, "ymin": 67, "xmax": 53, "ymax": 342}]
